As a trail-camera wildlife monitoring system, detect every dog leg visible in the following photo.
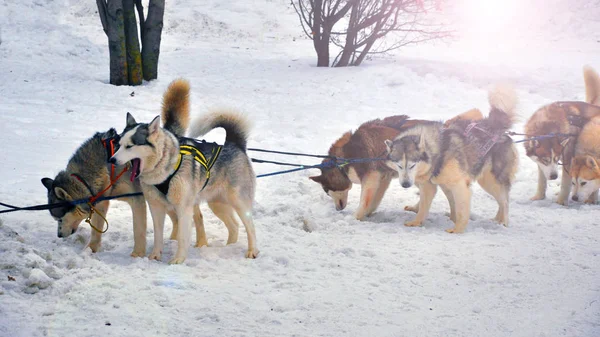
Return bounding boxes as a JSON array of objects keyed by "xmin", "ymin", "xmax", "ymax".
[
  {"xmin": 231, "ymin": 197, "xmax": 259, "ymax": 258},
  {"xmin": 557, "ymin": 166, "xmax": 572, "ymax": 206},
  {"xmin": 166, "ymin": 209, "xmax": 178, "ymax": 241},
  {"xmin": 405, "ymin": 181, "xmax": 437, "ymax": 227},
  {"xmin": 365, "ymin": 174, "xmax": 392, "ymax": 217},
  {"xmin": 147, "ymin": 200, "xmax": 166, "ymax": 261},
  {"xmin": 193, "ymin": 205, "xmax": 208, "ymax": 248},
  {"xmin": 531, "ymin": 166, "xmax": 547, "ymax": 201},
  {"xmin": 208, "ymin": 202, "xmax": 239, "ymax": 245},
  {"xmin": 440, "ymin": 185, "xmax": 456, "ymax": 222},
  {"xmin": 445, "ymin": 181, "xmax": 471, "ymax": 233},
  {"xmin": 355, "ymin": 171, "xmax": 382, "ymax": 221},
  {"xmin": 128, "ymin": 196, "xmax": 147, "ymax": 257},
  {"xmin": 87, "ymin": 200, "xmax": 110, "ymax": 253},
  {"xmin": 170, "ymin": 204, "xmax": 194, "ymax": 264},
  {"xmin": 477, "ymin": 171, "xmax": 509, "ymax": 226}
]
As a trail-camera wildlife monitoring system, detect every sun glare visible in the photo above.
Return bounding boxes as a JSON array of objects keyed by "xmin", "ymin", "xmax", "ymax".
[{"xmin": 456, "ymin": 0, "xmax": 520, "ymax": 38}]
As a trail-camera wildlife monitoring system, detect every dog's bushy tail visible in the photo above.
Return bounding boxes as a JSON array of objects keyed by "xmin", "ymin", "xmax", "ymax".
[
  {"xmin": 188, "ymin": 108, "xmax": 251, "ymax": 151},
  {"xmin": 584, "ymin": 65, "xmax": 600, "ymax": 106},
  {"xmin": 162, "ymin": 78, "xmax": 191, "ymax": 137},
  {"xmin": 488, "ymin": 84, "xmax": 518, "ymax": 131}
]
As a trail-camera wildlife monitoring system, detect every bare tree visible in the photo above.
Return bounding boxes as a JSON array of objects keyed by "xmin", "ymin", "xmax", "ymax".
[
  {"xmin": 292, "ymin": 0, "xmax": 452, "ymax": 67},
  {"xmin": 97, "ymin": 0, "xmax": 165, "ymax": 85},
  {"xmin": 291, "ymin": 0, "xmax": 354, "ymax": 67}
]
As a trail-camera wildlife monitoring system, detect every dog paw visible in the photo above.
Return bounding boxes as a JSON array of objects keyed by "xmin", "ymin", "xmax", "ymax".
[
  {"xmin": 130, "ymin": 250, "xmax": 145, "ymax": 258},
  {"xmin": 404, "ymin": 219, "xmax": 422, "ymax": 227},
  {"xmin": 148, "ymin": 251, "xmax": 162, "ymax": 261},
  {"xmin": 194, "ymin": 240, "xmax": 208, "ymax": 248},
  {"xmin": 404, "ymin": 205, "xmax": 419, "ymax": 213},
  {"xmin": 556, "ymin": 199, "xmax": 568, "ymax": 206},
  {"xmin": 169, "ymin": 256, "xmax": 186, "ymax": 264},
  {"xmin": 354, "ymin": 212, "xmax": 367, "ymax": 221},
  {"xmin": 530, "ymin": 195, "xmax": 545, "ymax": 201},
  {"xmin": 87, "ymin": 241, "xmax": 101, "ymax": 253},
  {"xmin": 445, "ymin": 227, "xmax": 465, "ymax": 234},
  {"xmin": 245, "ymin": 248, "xmax": 259, "ymax": 259}
]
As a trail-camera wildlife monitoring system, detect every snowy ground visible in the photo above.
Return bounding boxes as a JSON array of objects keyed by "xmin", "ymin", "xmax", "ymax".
[{"xmin": 1, "ymin": 1, "xmax": 599, "ymax": 336}]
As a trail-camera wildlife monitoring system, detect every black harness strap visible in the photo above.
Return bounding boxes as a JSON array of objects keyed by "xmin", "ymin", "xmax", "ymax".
[{"xmin": 153, "ymin": 138, "xmax": 222, "ymax": 196}]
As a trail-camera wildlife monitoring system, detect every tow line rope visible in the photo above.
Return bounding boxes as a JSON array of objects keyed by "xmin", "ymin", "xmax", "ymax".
[
  {"xmin": 0, "ymin": 131, "xmax": 576, "ymax": 214},
  {"xmin": 506, "ymin": 131, "xmax": 578, "ymax": 144}
]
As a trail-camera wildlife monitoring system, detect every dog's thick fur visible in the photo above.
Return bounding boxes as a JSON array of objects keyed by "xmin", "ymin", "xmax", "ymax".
[
  {"xmin": 523, "ymin": 65, "xmax": 600, "ymax": 204},
  {"xmin": 41, "ymin": 80, "xmax": 202, "ymax": 256},
  {"xmin": 385, "ymin": 86, "xmax": 519, "ymax": 233},
  {"xmin": 310, "ymin": 115, "xmax": 430, "ymax": 220},
  {"xmin": 111, "ymin": 80, "xmax": 258, "ymax": 263},
  {"xmin": 570, "ymin": 116, "xmax": 600, "ymax": 203}
]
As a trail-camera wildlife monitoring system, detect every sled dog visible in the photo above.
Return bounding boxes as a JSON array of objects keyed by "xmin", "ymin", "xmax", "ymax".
[
  {"xmin": 523, "ymin": 65, "xmax": 600, "ymax": 204},
  {"xmin": 110, "ymin": 81, "xmax": 258, "ymax": 264},
  {"xmin": 310, "ymin": 115, "xmax": 430, "ymax": 220},
  {"xmin": 385, "ymin": 85, "xmax": 519, "ymax": 233},
  {"xmin": 41, "ymin": 80, "xmax": 203, "ymax": 256},
  {"xmin": 569, "ymin": 116, "xmax": 600, "ymax": 203}
]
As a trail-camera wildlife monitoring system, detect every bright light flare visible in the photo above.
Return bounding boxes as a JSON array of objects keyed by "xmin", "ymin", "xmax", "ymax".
[{"xmin": 455, "ymin": 0, "xmax": 521, "ymax": 39}]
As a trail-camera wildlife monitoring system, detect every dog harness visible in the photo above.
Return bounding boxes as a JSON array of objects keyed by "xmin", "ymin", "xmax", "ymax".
[
  {"xmin": 154, "ymin": 138, "xmax": 223, "ymax": 195},
  {"xmin": 101, "ymin": 135, "xmax": 119, "ymax": 181},
  {"xmin": 463, "ymin": 122, "xmax": 503, "ymax": 158}
]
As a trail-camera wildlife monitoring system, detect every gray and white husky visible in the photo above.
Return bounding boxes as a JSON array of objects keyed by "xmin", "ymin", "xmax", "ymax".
[
  {"xmin": 41, "ymin": 80, "xmax": 203, "ymax": 256},
  {"xmin": 110, "ymin": 80, "xmax": 258, "ymax": 264},
  {"xmin": 385, "ymin": 85, "xmax": 519, "ymax": 233}
]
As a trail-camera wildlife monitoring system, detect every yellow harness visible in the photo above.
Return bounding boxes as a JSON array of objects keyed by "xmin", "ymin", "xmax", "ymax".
[{"xmin": 154, "ymin": 139, "xmax": 222, "ymax": 195}]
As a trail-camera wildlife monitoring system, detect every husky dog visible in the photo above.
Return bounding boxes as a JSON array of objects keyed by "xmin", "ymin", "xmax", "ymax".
[
  {"xmin": 309, "ymin": 115, "xmax": 421, "ymax": 220},
  {"xmin": 41, "ymin": 79, "xmax": 204, "ymax": 256},
  {"xmin": 569, "ymin": 116, "xmax": 600, "ymax": 203},
  {"xmin": 523, "ymin": 65, "xmax": 600, "ymax": 204},
  {"xmin": 385, "ymin": 86, "xmax": 519, "ymax": 233},
  {"xmin": 110, "ymin": 81, "xmax": 258, "ymax": 264}
]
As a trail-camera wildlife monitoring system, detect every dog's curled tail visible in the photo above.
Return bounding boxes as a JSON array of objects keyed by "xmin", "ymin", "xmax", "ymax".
[
  {"xmin": 188, "ymin": 108, "xmax": 251, "ymax": 151},
  {"xmin": 162, "ymin": 78, "xmax": 191, "ymax": 137},
  {"xmin": 488, "ymin": 84, "xmax": 518, "ymax": 130},
  {"xmin": 584, "ymin": 65, "xmax": 600, "ymax": 105}
]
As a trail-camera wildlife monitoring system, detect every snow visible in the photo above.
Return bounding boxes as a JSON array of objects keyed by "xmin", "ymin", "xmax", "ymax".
[{"xmin": 1, "ymin": 0, "xmax": 599, "ymax": 336}]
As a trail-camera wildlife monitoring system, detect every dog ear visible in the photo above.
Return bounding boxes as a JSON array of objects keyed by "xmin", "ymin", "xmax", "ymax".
[
  {"xmin": 41, "ymin": 178, "xmax": 54, "ymax": 191},
  {"xmin": 148, "ymin": 115, "xmax": 161, "ymax": 134},
  {"xmin": 585, "ymin": 155, "xmax": 599, "ymax": 171},
  {"xmin": 126, "ymin": 112, "xmax": 137, "ymax": 127},
  {"xmin": 560, "ymin": 137, "xmax": 570, "ymax": 148},
  {"xmin": 54, "ymin": 187, "xmax": 72, "ymax": 201},
  {"xmin": 384, "ymin": 140, "xmax": 393, "ymax": 154},
  {"xmin": 309, "ymin": 176, "xmax": 322, "ymax": 183}
]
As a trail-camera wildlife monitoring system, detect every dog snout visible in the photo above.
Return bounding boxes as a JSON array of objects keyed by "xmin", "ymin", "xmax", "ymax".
[
  {"xmin": 572, "ymin": 194, "xmax": 579, "ymax": 202},
  {"xmin": 336, "ymin": 200, "xmax": 346, "ymax": 211},
  {"xmin": 109, "ymin": 156, "xmax": 117, "ymax": 164},
  {"xmin": 57, "ymin": 231, "xmax": 64, "ymax": 238},
  {"xmin": 401, "ymin": 181, "xmax": 412, "ymax": 188},
  {"xmin": 549, "ymin": 172, "xmax": 558, "ymax": 180}
]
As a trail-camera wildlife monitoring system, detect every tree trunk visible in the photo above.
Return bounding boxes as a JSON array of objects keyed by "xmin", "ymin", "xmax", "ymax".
[
  {"xmin": 101, "ymin": 0, "xmax": 128, "ymax": 85},
  {"xmin": 315, "ymin": 32, "xmax": 330, "ymax": 67},
  {"xmin": 351, "ymin": 38, "xmax": 376, "ymax": 66},
  {"xmin": 312, "ymin": 0, "xmax": 330, "ymax": 67},
  {"xmin": 335, "ymin": 3, "xmax": 359, "ymax": 67},
  {"xmin": 141, "ymin": 0, "xmax": 165, "ymax": 81},
  {"xmin": 123, "ymin": 0, "xmax": 143, "ymax": 85}
]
